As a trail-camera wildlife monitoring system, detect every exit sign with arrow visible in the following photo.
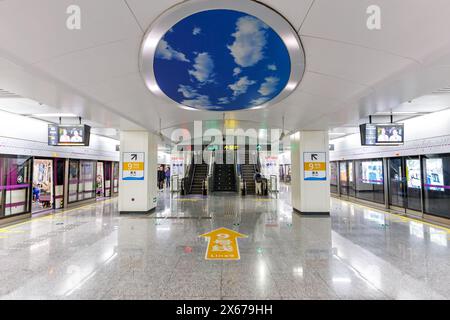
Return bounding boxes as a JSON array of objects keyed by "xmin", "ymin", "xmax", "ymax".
[
  {"xmin": 304, "ymin": 152, "xmax": 326, "ymax": 181},
  {"xmin": 122, "ymin": 152, "xmax": 145, "ymax": 180}
]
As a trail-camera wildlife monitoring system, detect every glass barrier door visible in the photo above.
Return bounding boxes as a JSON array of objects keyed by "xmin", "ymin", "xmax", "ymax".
[
  {"xmin": 405, "ymin": 157, "xmax": 422, "ymax": 213},
  {"xmin": 339, "ymin": 162, "xmax": 349, "ymax": 197},
  {"xmin": 0, "ymin": 158, "xmax": 5, "ymax": 217},
  {"xmin": 388, "ymin": 157, "xmax": 406, "ymax": 209},
  {"xmin": 348, "ymin": 161, "xmax": 356, "ymax": 198}
]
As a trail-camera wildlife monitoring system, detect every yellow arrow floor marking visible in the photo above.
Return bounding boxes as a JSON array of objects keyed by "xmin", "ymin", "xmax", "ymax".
[{"xmin": 199, "ymin": 227, "xmax": 247, "ymax": 260}]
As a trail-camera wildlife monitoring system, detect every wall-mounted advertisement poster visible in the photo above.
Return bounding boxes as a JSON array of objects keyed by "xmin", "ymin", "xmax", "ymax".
[
  {"xmin": 348, "ymin": 162, "xmax": 353, "ymax": 183},
  {"xmin": 406, "ymin": 159, "xmax": 421, "ymax": 189},
  {"xmin": 425, "ymin": 158, "xmax": 444, "ymax": 191},
  {"xmin": 339, "ymin": 162, "xmax": 347, "ymax": 183},
  {"xmin": 361, "ymin": 161, "xmax": 383, "ymax": 185}
]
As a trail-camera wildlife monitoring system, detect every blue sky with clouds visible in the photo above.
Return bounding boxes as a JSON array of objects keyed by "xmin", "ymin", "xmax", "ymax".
[{"xmin": 153, "ymin": 10, "xmax": 291, "ymax": 111}]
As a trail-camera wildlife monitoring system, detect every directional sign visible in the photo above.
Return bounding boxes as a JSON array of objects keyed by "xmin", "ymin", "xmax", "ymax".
[
  {"xmin": 304, "ymin": 152, "xmax": 326, "ymax": 181},
  {"xmin": 122, "ymin": 152, "xmax": 145, "ymax": 181},
  {"xmin": 199, "ymin": 227, "xmax": 247, "ymax": 260}
]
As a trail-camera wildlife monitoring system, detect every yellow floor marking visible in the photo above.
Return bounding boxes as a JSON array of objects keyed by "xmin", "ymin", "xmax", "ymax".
[
  {"xmin": 339, "ymin": 198, "xmax": 450, "ymax": 234},
  {"xmin": 200, "ymin": 227, "xmax": 247, "ymax": 260},
  {"xmin": 0, "ymin": 198, "xmax": 115, "ymax": 232}
]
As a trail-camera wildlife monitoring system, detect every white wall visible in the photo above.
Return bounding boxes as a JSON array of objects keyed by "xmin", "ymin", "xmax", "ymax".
[
  {"xmin": 0, "ymin": 110, "xmax": 119, "ymax": 161},
  {"xmin": 331, "ymin": 109, "xmax": 450, "ymax": 161},
  {"xmin": 157, "ymin": 151, "xmax": 170, "ymax": 164}
]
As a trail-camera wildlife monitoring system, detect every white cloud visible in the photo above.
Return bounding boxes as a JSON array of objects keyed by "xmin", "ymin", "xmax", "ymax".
[
  {"xmin": 178, "ymin": 85, "xmax": 198, "ymax": 98},
  {"xmin": 178, "ymin": 85, "xmax": 210, "ymax": 108},
  {"xmin": 218, "ymin": 97, "xmax": 230, "ymax": 104},
  {"xmin": 258, "ymin": 77, "xmax": 279, "ymax": 96},
  {"xmin": 267, "ymin": 64, "xmax": 277, "ymax": 71},
  {"xmin": 228, "ymin": 76, "xmax": 256, "ymax": 97},
  {"xmin": 156, "ymin": 39, "xmax": 190, "ymax": 62},
  {"xmin": 251, "ymin": 97, "xmax": 270, "ymax": 106},
  {"xmin": 192, "ymin": 27, "xmax": 201, "ymax": 35},
  {"xmin": 233, "ymin": 67, "xmax": 242, "ymax": 76},
  {"xmin": 227, "ymin": 16, "xmax": 268, "ymax": 67},
  {"xmin": 188, "ymin": 52, "xmax": 214, "ymax": 83},
  {"xmin": 181, "ymin": 95, "xmax": 211, "ymax": 108}
]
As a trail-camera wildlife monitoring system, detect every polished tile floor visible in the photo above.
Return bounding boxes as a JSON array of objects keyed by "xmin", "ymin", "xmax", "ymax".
[{"xmin": 0, "ymin": 185, "xmax": 449, "ymax": 300}]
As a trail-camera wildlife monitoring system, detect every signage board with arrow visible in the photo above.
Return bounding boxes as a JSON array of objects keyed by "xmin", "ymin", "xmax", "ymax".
[
  {"xmin": 304, "ymin": 152, "xmax": 326, "ymax": 181},
  {"xmin": 122, "ymin": 152, "xmax": 145, "ymax": 180},
  {"xmin": 199, "ymin": 227, "xmax": 247, "ymax": 260}
]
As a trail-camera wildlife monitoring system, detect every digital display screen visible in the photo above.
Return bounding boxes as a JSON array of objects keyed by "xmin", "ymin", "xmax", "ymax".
[
  {"xmin": 425, "ymin": 158, "xmax": 444, "ymax": 191},
  {"xmin": 406, "ymin": 159, "xmax": 421, "ymax": 189},
  {"xmin": 376, "ymin": 125, "xmax": 404, "ymax": 144},
  {"xmin": 361, "ymin": 161, "xmax": 383, "ymax": 185},
  {"xmin": 360, "ymin": 123, "xmax": 404, "ymax": 145},
  {"xmin": 48, "ymin": 124, "xmax": 91, "ymax": 146}
]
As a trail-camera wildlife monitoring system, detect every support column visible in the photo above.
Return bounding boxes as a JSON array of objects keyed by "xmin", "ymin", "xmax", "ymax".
[
  {"xmin": 291, "ymin": 131, "xmax": 330, "ymax": 215},
  {"xmin": 118, "ymin": 131, "xmax": 158, "ymax": 213}
]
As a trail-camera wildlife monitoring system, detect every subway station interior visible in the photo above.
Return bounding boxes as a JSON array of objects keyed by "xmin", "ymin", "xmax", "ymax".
[{"xmin": 0, "ymin": 0, "xmax": 450, "ymax": 303}]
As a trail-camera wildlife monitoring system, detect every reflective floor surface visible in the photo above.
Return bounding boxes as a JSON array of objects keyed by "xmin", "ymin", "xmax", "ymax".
[{"xmin": 0, "ymin": 185, "xmax": 449, "ymax": 300}]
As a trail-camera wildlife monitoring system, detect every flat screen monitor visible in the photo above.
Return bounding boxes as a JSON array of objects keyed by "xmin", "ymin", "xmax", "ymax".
[
  {"xmin": 48, "ymin": 124, "xmax": 91, "ymax": 146},
  {"xmin": 360, "ymin": 123, "xmax": 404, "ymax": 145}
]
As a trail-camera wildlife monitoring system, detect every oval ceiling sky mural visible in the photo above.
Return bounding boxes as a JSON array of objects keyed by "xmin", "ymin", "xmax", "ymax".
[{"xmin": 153, "ymin": 9, "xmax": 291, "ymax": 111}]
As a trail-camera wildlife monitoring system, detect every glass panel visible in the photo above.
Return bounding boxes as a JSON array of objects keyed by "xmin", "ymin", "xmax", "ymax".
[
  {"xmin": 3, "ymin": 156, "xmax": 32, "ymax": 217},
  {"xmin": 330, "ymin": 162, "xmax": 338, "ymax": 194},
  {"xmin": 339, "ymin": 162, "xmax": 348, "ymax": 195},
  {"xmin": 348, "ymin": 161, "xmax": 356, "ymax": 197},
  {"xmin": 0, "ymin": 158, "xmax": 5, "ymax": 217},
  {"xmin": 104, "ymin": 162, "xmax": 112, "ymax": 197},
  {"xmin": 96, "ymin": 162, "xmax": 104, "ymax": 198},
  {"xmin": 113, "ymin": 162, "xmax": 119, "ymax": 194},
  {"xmin": 68, "ymin": 160, "xmax": 79, "ymax": 203},
  {"xmin": 54, "ymin": 159, "xmax": 65, "ymax": 209},
  {"xmin": 423, "ymin": 154, "xmax": 450, "ymax": 219},
  {"xmin": 405, "ymin": 157, "xmax": 422, "ymax": 211},
  {"xmin": 32, "ymin": 159, "xmax": 53, "ymax": 213},
  {"xmin": 388, "ymin": 157, "xmax": 405, "ymax": 207},
  {"xmin": 355, "ymin": 159, "xmax": 385, "ymax": 204},
  {"xmin": 80, "ymin": 161, "xmax": 95, "ymax": 200}
]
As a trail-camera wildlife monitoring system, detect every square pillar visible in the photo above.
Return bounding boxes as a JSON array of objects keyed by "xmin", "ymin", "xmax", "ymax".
[
  {"xmin": 291, "ymin": 131, "xmax": 330, "ymax": 215},
  {"xmin": 118, "ymin": 131, "xmax": 158, "ymax": 213}
]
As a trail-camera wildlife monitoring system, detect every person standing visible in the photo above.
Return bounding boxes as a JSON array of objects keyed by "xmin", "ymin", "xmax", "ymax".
[
  {"xmin": 254, "ymin": 171, "xmax": 262, "ymax": 195},
  {"xmin": 165, "ymin": 167, "xmax": 171, "ymax": 189},
  {"xmin": 157, "ymin": 166, "xmax": 165, "ymax": 190}
]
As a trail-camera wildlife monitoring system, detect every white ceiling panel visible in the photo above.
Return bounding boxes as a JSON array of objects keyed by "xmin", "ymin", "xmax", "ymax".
[
  {"xmin": 302, "ymin": 36, "xmax": 415, "ymax": 87},
  {"xmin": 34, "ymin": 37, "xmax": 141, "ymax": 87},
  {"xmin": 298, "ymin": 71, "xmax": 369, "ymax": 102},
  {"xmin": 301, "ymin": 0, "xmax": 450, "ymax": 63},
  {"xmin": 0, "ymin": 0, "xmax": 141, "ymax": 64},
  {"xmin": 125, "ymin": 0, "xmax": 183, "ymax": 32},
  {"xmin": 1, "ymin": 0, "xmax": 450, "ymax": 135},
  {"xmin": 258, "ymin": 0, "xmax": 314, "ymax": 30}
]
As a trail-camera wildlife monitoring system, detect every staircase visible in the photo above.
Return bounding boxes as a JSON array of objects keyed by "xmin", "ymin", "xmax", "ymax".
[
  {"xmin": 241, "ymin": 150, "xmax": 256, "ymax": 195},
  {"xmin": 213, "ymin": 164, "xmax": 236, "ymax": 192},
  {"xmin": 189, "ymin": 163, "xmax": 208, "ymax": 194}
]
